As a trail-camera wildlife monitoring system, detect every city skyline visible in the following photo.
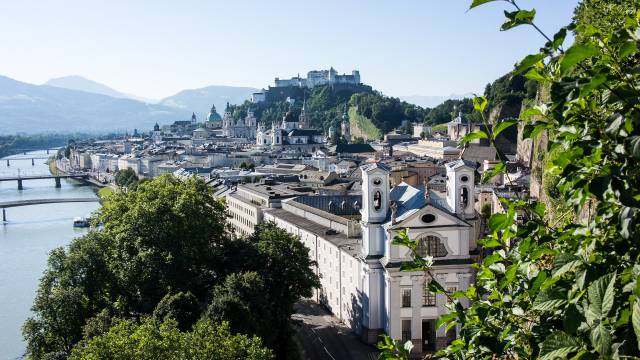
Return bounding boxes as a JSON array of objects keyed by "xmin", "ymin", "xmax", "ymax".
[{"xmin": 2, "ymin": 0, "xmax": 578, "ymax": 100}]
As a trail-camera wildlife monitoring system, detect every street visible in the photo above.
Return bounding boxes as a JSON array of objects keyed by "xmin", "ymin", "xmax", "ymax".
[{"xmin": 292, "ymin": 300, "xmax": 379, "ymax": 360}]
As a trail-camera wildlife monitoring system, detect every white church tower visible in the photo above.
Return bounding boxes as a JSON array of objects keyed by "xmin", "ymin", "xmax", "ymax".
[
  {"xmin": 359, "ymin": 162, "xmax": 390, "ymax": 342},
  {"xmin": 445, "ymin": 160, "xmax": 476, "ymax": 219}
]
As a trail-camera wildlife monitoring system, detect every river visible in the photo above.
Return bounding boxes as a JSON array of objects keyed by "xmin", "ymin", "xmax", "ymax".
[{"xmin": 0, "ymin": 151, "xmax": 100, "ymax": 359}]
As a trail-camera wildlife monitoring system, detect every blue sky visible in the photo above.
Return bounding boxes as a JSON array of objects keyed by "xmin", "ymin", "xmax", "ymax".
[{"xmin": 1, "ymin": 0, "xmax": 579, "ymax": 100}]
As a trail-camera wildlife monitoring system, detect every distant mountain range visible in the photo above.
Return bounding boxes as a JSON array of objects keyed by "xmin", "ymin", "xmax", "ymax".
[
  {"xmin": 44, "ymin": 75, "xmax": 156, "ymax": 103},
  {"xmin": 0, "ymin": 73, "xmax": 471, "ymax": 134},
  {"xmin": 399, "ymin": 93, "xmax": 475, "ymax": 108},
  {"xmin": 0, "ymin": 75, "xmax": 258, "ymax": 134},
  {"xmin": 159, "ymin": 85, "xmax": 259, "ymax": 117}
]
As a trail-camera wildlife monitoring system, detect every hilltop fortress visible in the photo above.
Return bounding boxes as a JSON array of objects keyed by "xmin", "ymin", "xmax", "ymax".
[{"xmin": 252, "ymin": 67, "xmax": 371, "ymax": 103}]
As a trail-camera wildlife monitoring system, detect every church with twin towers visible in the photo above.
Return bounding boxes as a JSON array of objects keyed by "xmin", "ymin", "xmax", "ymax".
[{"xmin": 262, "ymin": 159, "xmax": 479, "ymax": 354}]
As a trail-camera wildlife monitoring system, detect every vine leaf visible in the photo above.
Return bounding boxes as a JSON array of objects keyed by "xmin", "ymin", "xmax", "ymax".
[
  {"xmin": 590, "ymin": 323, "xmax": 613, "ymax": 356},
  {"xmin": 533, "ymin": 288, "xmax": 567, "ymax": 312},
  {"xmin": 460, "ymin": 130, "xmax": 488, "ymax": 145},
  {"xmin": 469, "ymin": 0, "xmax": 500, "ymax": 9},
  {"xmin": 633, "ymin": 298, "xmax": 640, "ymax": 349},
  {"xmin": 559, "ymin": 43, "xmax": 600, "ymax": 75},
  {"xmin": 514, "ymin": 53, "xmax": 545, "ymax": 75},
  {"xmin": 539, "ymin": 332, "xmax": 583, "ymax": 360},
  {"xmin": 472, "ymin": 96, "xmax": 488, "ymax": 112},
  {"xmin": 586, "ymin": 272, "xmax": 616, "ymax": 324},
  {"xmin": 493, "ymin": 119, "xmax": 517, "ymax": 138},
  {"xmin": 501, "ymin": 9, "xmax": 536, "ymax": 31}
]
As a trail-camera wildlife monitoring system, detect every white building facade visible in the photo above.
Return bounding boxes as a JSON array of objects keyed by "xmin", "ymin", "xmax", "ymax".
[{"xmin": 263, "ymin": 160, "xmax": 479, "ymax": 354}]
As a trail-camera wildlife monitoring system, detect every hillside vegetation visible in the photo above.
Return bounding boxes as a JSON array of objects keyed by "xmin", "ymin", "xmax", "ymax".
[
  {"xmin": 229, "ymin": 84, "xmax": 428, "ymax": 136},
  {"xmin": 348, "ymin": 106, "xmax": 381, "ymax": 140}
]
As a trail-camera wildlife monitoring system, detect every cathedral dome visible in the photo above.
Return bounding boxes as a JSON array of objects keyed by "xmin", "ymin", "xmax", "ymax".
[{"xmin": 208, "ymin": 104, "xmax": 221, "ymax": 121}]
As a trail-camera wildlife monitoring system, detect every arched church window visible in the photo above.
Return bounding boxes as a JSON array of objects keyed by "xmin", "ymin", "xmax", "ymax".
[
  {"xmin": 373, "ymin": 191, "xmax": 382, "ymax": 211},
  {"xmin": 415, "ymin": 235, "xmax": 447, "ymax": 257},
  {"xmin": 460, "ymin": 187, "xmax": 469, "ymax": 209}
]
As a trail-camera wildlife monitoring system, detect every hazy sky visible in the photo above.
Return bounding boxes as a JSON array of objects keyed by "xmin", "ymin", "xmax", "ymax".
[{"xmin": 1, "ymin": 0, "xmax": 579, "ymax": 100}]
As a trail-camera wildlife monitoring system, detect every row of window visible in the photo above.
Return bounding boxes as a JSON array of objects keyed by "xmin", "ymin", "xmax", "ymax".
[
  {"xmin": 228, "ymin": 199, "xmax": 256, "ymax": 218},
  {"xmin": 401, "ymin": 283, "xmax": 457, "ymax": 308}
]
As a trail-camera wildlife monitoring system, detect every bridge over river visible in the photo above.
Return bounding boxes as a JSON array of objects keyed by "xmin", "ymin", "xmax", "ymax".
[
  {"xmin": 1, "ymin": 198, "xmax": 99, "ymax": 222},
  {"xmin": 0, "ymin": 174, "xmax": 94, "ymax": 189}
]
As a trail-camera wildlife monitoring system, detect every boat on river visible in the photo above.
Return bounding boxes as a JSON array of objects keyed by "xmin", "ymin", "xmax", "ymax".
[{"xmin": 73, "ymin": 217, "xmax": 90, "ymax": 228}]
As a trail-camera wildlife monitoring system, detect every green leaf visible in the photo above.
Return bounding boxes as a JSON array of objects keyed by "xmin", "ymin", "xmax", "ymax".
[
  {"xmin": 469, "ymin": 0, "xmax": 499, "ymax": 9},
  {"xmin": 514, "ymin": 53, "xmax": 545, "ymax": 75},
  {"xmin": 533, "ymin": 288, "xmax": 567, "ymax": 312},
  {"xmin": 524, "ymin": 68, "xmax": 549, "ymax": 82},
  {"xmin": 521, "ymin": 107, "xmax": 546, "ymax": 119},
  {"xmin": 493, "ymin": 119, "xmax": 518, "ymax": 138},
  {"xmin": 428, "ymin": 280, "xmax": 446, "ymax": 294},
  {"xmin": 551, "ymin": 27, "xmax": 567, "ymax": 50},
  {"xmin": 590, "ymin": 324, "xmax": 612, "ymax": 356},
  {"xmin": 523, "ymin": 122, "xmax": 549, "ymax": 139},
  {"xmin": 488, "ymin": 213, "xmax": 512, "ymax": 233},
  {"xmin": 605, "ymin": 113, "xmax": 624, "ymax": 137},
  {"xmin": 472, "ymin": 96, "xmax": 488, "ymax": 112},
  {"xmin": 633, "ymin": 299, "xmax": 640, "ymax": 349},
  {"xmin": 552, "ymin": 254, "xmax": 582, "ymax": 277},
  {"xmin": 435, "ymin": 311, "xmax": 457, "ymax": 330},
  {"xmin": 630, "ymin": 136, "xmax": 640, "ymax": 159},
  {"xmin": 459, "ymin": 130, "xmax": 488, "ymax": 146},
  {"xmin": 481, "ymin": 162, "xmax": 506, "ymax": 184},
  {"xmin": 618, "ymin": 40, "xmax": 638, "ymax": 59},
  {"xmin": 501, "ymin": 9, "xmax": 536, "ymax": 31},
  {"xmin": 559, "ymin": 43, "xmax": 600, "ymax": 75},
  {"xmin": 539, "ymin": 332, "xmax": 583, "ymax": 360},
  {"xmin": 479, "ymin": 238, "xmax": 502, "ymax": 249},
  {"xmin": 564, "ymin": 304, "xmax": 581, "ymax": 335},
  {"xmin": 587, "ymin": 272, "xmax": 616, "ymax": 321}
]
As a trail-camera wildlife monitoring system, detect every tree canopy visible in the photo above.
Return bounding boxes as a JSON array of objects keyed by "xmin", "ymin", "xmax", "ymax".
[
  {"xmin": 23, "ymin": 175, "xmax": 319, "ymax": 359},
  {"xmin": 68, "ymin": 318, "xmax": 273, "ymax": 360}
]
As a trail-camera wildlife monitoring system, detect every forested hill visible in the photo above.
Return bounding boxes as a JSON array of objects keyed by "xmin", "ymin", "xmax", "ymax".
[
  {"xmin": 228, "ymin": 84, "xmax": 429, "ymax": 138},
  {"xmin": 228, "ymin": 72, "xmax": 537, "ymax": 140}
]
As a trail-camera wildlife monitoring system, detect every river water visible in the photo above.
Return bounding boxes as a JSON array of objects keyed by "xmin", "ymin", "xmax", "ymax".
[{"xmin": 0, "ymin": 151, "xmax": 100, "ymax": 359}]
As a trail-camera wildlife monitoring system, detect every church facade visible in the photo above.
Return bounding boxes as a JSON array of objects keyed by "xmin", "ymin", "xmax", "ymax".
[
  {"xmin": 256, "ymin": 103, "xmax": 325, "ymax": 153},
  {"xmin": 263, "ymin": 160, "xmax": 478, "ymax": 354},
  {"xmin": 221, "ymin": 103, "xmax": 257, "ymax": 139}
]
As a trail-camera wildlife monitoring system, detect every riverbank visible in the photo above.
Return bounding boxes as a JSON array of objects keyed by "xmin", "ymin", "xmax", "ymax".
[{"xmin": 0, "ymin": 150, "xmax": 101, "ymax": 359}]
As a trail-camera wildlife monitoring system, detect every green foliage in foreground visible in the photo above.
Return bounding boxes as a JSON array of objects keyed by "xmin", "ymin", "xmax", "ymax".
[
  {"xmin": 380, "ymin": 0, "xmax": 640, "ymax": 359},
  {"xmin": 23, "ymin": 175, "xmax": 319, "ymax": 359},
  {"xmin": 68, "ymin": 318, "xmax": 273, "ymax": 360}
]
